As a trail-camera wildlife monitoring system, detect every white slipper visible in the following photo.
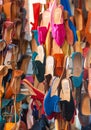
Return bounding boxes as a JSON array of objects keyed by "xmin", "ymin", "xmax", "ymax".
[
  {"xmin": 51, "ymin": 76, "xmax": 60, "ymax": 97},
  {"xmin": 35, "ymin": 45, "xmax": 45, "ymax": 63},
  {"xmin": 45, "ymin": 55, "xmax": 54, "ymax": 76}
]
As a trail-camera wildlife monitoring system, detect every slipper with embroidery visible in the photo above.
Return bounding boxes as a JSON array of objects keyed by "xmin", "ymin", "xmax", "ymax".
[{"xmin": 60, "ymin": 78, "xmax": 71, "ymax": 102}]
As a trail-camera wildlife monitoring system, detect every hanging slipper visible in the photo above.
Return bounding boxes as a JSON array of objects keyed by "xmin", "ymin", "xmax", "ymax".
[
  {"xmin": 60, "ymin": 78, "xmax": 71, "ymax": 102},
  {"xmin": 35, "ymin": 45, "xmax": 45, "ymax": 64},
  {"xmin": 85, "ymin": 0, "xmax": 91, "ymax": 11},
  {"xmin": 33, "ymin": 45, "xmax": 45, "ymax": 83},
  {"xmin": 81, "ymin": 94, "xmax": 91, "ymax": 116},
  {"xmin": 2, "ymin": 20, "xmax": 14, "ymax": 44},
  {"xmin": 13, "ymin": 20, "xmax": 22, "ymax": 40},
  {"xmin": 3, "ymin": 2, "xmax": 11, "ymax": 20},
  {"xmin": 38, "ymin": 8, "xmax": 51, "ymax": 45},
  {"xmin": 51, "ymin": 4, "xmax": 66, "ymax": 48},
  {"xmin": 4, "ymin": 44, "xmax": 19, "ymax": 70},
  {"xmin": 74, "ymin": 8, "xmax": 83, "ymax": 31},
  {"xmin": 80, "ymin": 80, "xmax": 91, "ymax": 119},
  {"xmin": 53, "ymin": 53, "xmax": 65, "ymax": 77},
  {"xmin": 64, "ymin": 19, "xmax": 74, "ymax": 45},
  {"xmin": 74, "ymin": 30, "xmax": 82, "ymax": 53},
  {"xmin": 71, "ymin": 52, "xmax": 84, "ymax": 88},
  {"xmin": 5, "ymin": 69, "xmax": 24, "ymax": 99},
  {"xmin": 61, "ymin": 0, "xmax": 72, "ymax": 16},
  {"xmin": 11, "ymin": 1, "xmax": 19, "ymax": 22},
  {"xmin": 22, "ymin": 79, "xmax": 44, "ymax": 101},
  {"xmin": 51, "ymin": 76, "xmax": 60, "ymax": 97},
  {"xmin": 43, "ymin": 76, "xmax": 61, "ymax": 117},
  {"xmin": 38, "ymin": 4, "xmax": 52, "ymax": 55},
  {"xmin": 84, "ymin": 48, "xmax": 91, "ymax": 69},
  {"xmin": 62, "ymin": 40, "xmax": 69, "ymax": 56},
  {"xmin": 0, "ymin": 65, "xmax": 8, "ymax": 129},
  {"xmin": 21, "ymin": 39, "xmax": 28, "ymax": 55},
  {"xmin": 88, "ymin": 60, "xmax": 91, "ymax": 99},
  {"xmin": 31, "ymin": 3, "xmax": 40, "ymax": 30},
  {"xmin": 17, "ymin": 54, "xmax": 31, "ymax": 75},
  {"xmin": 0, "ymin": 39, "xmax": 7, "ymax": 65},
  {"xmin": 45, "ymin": 27, "xmax": 52, "ymax": 56},
  {"xmin": 68, "ymin": 19, "xmax": 78, "ymax": 44},
  {"xmin": 85, "ymin": 11, "xmax": 91, "ymax": 45},
  {"xmin": 31, "ymin": 30, "xmax": 39, "ymax": 53},
  {"xmin": 45, "ymin": 56, "xmax": 54, "ymax": 77}
]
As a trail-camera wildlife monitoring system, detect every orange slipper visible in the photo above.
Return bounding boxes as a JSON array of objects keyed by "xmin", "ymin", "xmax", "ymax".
[
  {"xmin": 3, "ymin": 2, "xmax": 11, "ymax": 20},
  {"xmin": 85, "ymin": 11, "xmax": 91, "ymax": 45},
  {"xmin": 11, "ymin": 1, "xmax": 20, "ymax": 22},
  {"xmin": 53, "ymin": 53, "xmax": 65, "ymax": 77}
]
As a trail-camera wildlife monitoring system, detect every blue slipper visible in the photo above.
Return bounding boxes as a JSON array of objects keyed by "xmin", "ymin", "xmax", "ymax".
[
  {"xmin": 32, "ymin": 30, "xmax": 39, "ymax": 46},
  {"xmin": 68, "ymin": 19, "xmax": 78, "ymax": 43},
  {"xmin": 61, "ymin": 0, "xmax": 72, "ymax": 16},
  {"xmin": 44, "ymin": 87, "xmax": 61, "ymax": 116}
]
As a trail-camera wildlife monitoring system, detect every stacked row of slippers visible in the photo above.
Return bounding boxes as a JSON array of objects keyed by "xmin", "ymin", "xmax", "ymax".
[{"xmin": 29, "ymin": 0, "xmax": 91, "ymax": 130}]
